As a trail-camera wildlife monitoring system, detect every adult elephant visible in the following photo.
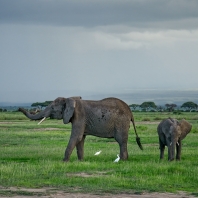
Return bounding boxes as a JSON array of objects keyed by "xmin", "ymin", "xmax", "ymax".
[
  {"xmin": 19, "ymin": 97, "xmax": 143, "ymax": 162},
  {"xmin": 157, "ymin": 118, "xmax": 192, "ymax": 161}
]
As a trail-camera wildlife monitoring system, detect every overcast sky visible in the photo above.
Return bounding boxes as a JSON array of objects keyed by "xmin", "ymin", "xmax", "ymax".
[{"xmin": 1, "ymin": 0, "xmax": 198, "ymax": 104}]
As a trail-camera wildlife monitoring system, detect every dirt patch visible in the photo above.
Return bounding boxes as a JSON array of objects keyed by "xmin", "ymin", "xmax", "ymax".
[
  {"xmin": 0, "ymin": 122, "xmax": 20, "ymax": 124},
  {"xmin": 0, "ymin": 187, "xmax": 196, "ymax": 198},
  {"xmin": 66, "ymin": 171, "xmax": 108, "ymax": 178},
  {"xmin": 33, "ymin": 128, "xmax": 63, "ymax": 131}
]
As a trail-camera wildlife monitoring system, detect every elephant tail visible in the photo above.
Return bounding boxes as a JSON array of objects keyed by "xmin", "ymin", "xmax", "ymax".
[{"xmin": 131, "ymin": 117, "xmax": 143, "ymax": 150}]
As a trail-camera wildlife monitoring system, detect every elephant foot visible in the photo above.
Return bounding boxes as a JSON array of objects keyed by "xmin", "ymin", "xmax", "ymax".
[
  {"xmin": 63, "ymin": 158, "xmax": 69, "ymax": 162},
  {"xmin": 120, "ymin": 157, "xmax": 128, "ymax": 161},
  {"xmin": 169, "ymin": 158, "xmax": 175, "ymax": 162},
  {"xmin": 77, "ymin": 157, "xmax": 84, "ymax": 161}
]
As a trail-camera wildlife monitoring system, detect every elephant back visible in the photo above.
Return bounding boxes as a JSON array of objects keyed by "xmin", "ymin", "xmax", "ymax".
[{"xmin": 82, "ymin": 98, "xmax": 132, "ymax": 137}]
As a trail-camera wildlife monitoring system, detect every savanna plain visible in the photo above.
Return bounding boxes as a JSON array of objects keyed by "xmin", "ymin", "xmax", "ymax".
[{"xmin": 0, "ymin": 111, "xmax": 198, "ymax": 197}]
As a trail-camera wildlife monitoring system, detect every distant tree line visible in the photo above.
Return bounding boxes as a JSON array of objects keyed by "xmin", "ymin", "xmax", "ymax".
[
  {"xmin": 0, "ymin": 108, "xmax": 7, "ymax": 112},
  {"xmin": 31, "ymin": 101, "xmax": 53, "ymax": 109},
  {"xmin": 129, "ymin": 101, "xmax": 198, "ymax": 112},
  {"xmin": 1, "ymin": 100, "xmax": 198, "ymax": 113},
  {"xmin": 26, "ymin": 101, "xmax": 53, "ymax": 114},
  {"xmin": 0, "ymin": 101, "xmax": 53, "ymax": 113},
  {"xmin": 30, "ymin": 100, "xmax": 198, "ymax": 112}
]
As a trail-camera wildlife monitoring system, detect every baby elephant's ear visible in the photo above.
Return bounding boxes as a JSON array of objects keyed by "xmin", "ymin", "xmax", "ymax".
[{"xmin": 63, "ymin": 98, "xmax": 76, "ymax": 124}]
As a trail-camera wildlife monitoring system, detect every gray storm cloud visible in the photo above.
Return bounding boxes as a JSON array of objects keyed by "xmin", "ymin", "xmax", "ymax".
[{"xmin": 0, "ymin": 0, "xmax": 198, "ymax": 104}]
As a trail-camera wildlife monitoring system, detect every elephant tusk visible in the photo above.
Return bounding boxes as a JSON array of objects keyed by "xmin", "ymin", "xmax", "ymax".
[
  {"xmin": 170, "ymin": 142, "xmax": 172, "ymax": 146},
  {"xmin": 38, "ymin": 117, "xmax": 46, "ymax": 125},
  {"xmin": 177, "ymin": 142, "xmax": 179, "ymax": 146}
]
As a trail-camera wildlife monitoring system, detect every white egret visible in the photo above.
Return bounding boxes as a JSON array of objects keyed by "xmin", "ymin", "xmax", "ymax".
[
  {"xmin": 94, "ymin": 150, "xmax": 102, "ymax": 155},
  {"xmin": 114, "ymin": 154, "xmax": 120, "ymax": 162}
]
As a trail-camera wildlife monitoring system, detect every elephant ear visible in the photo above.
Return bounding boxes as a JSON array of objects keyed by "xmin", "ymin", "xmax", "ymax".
[
  {"xmin": 179, "ymin": 119, "xmax": 192, "ymax": 140},
  {"xmin": 63, "ymin": 98, "xmax": 76, "ymax": 124}
]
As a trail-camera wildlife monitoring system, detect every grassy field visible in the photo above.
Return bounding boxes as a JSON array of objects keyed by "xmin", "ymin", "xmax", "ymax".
[{"xmin": 0, "ymin": 111, "xmax": 198, "ymax": 196}]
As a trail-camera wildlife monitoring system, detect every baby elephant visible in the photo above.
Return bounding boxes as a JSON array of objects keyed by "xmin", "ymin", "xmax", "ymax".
[{"xmin": 157, "ymin": 118, "xmax": 192, "ymax": 161}]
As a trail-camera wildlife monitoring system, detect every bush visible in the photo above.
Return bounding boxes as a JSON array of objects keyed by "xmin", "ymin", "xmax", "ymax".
[
  {"xmin": 191, "ymin": 127, "xmax": 198, "ymax": 133},
  {"xmin": 136, "ymin": 125, "xmax": 148, "ymax": 130},
  {"xmin": 149, "ymin": 109, "xmax": 157, "ymax": 112},
  {"xmin": 142, "ymin": 118, "xmax": 151, "ymax": 121},
  {"xmin": 154, "ymin": 117, "xmax": 162, "ymax": 121},
  {"xmin": 173, "ymin": 110, "xmax": 182, "ymax": 115}
]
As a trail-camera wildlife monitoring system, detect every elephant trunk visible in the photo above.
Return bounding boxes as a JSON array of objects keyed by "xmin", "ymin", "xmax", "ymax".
[
  {"xmin": 18, "ymin": 107, "xmax": 51, "ymax": 121},
  {"xmin": 169, "ymin": 138, "xmax": 176, "ymax": 161}
]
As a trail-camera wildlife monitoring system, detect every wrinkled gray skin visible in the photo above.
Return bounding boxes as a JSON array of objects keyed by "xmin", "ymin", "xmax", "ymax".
[
  {"xmin": 157, "ymin": 118, "xmax": 192, "ymax": 161},
  {"xmin": 19, "ymin": 97, "xmax": 143, "ymax": 162}
]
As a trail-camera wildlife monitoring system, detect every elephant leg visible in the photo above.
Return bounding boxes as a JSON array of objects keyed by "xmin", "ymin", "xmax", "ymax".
[
  {"xmin": 63, "ymin": 123, "xmax": 85, "ymax": 162},
  {"xmin": 176, "ymin": 139, "xmax": 182, "ymax": 161},
  {"xmin": 63, "ymin": 138, "xmax": 78, "ymax": 162},
  {"xmin": 76, "ymin": 135, "xmax": 86, "ymax": 161},
  {"xmin": 115, "ymin": 128, "xmax": 128, "ymax": 160},
  {"xmin": 159, "ymin": 138, "xmax": 165, "ymax": 160},
  {"xmin": 119, "ymin": 142, "xmax": 128, "ymax": 160}
]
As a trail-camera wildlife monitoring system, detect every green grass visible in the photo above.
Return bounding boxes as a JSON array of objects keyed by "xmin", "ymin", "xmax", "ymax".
[{"xmin": 0, "ymin": 112, "xmax": 198, "ymax": 195}]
